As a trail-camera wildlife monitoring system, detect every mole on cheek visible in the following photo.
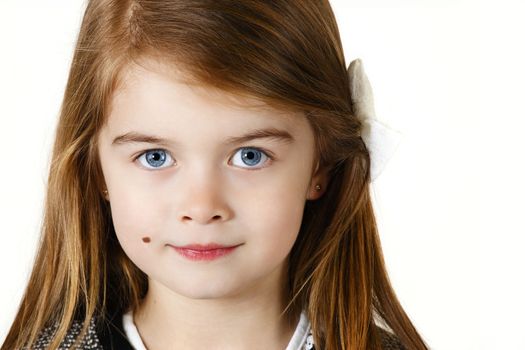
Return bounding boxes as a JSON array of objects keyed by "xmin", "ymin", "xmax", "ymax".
[{"xmin": 142, "ymin": 237, "xmax": 151, "ymax": 243}]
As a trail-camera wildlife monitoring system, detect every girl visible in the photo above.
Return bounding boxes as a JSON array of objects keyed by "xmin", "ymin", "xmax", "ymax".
[{"xmin": 2, "ymin": 1, "xmax": 429, "ymax": 349}]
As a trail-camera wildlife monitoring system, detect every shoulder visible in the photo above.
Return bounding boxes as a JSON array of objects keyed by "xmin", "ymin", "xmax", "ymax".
[
  {"xmin": 303, "ymin": 326, "xmax": 406, "ymax": 350},
  {"xmin": 376, "ymin": 326, "xmax": 407, "ymax": 350},
  {"xmin": 32, "ymin": 317, "xmax": 102, "ymax": 349},
  {"xmin": 33, "ymin": 308, "xmax": 134, "ymax": 350}
]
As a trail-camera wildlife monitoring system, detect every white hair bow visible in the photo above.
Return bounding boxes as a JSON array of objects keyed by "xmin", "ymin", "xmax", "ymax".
[{"xmin": 347, "ymin": 58, "xmax": 403, "ymax": 182}]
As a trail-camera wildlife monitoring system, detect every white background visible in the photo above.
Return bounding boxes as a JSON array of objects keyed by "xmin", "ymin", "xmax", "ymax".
[{"xmin": 1, "ymin": 0, "xmax": 523, "ymax": 349}]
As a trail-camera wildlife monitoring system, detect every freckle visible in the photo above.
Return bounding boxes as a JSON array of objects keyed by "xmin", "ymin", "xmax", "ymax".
[{"xmin": 142, "ymin": 237, "xmax": 151, "ymax": 243}]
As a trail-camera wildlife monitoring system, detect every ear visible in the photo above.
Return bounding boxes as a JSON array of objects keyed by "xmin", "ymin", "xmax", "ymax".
[
  {"xmin": 102, "ymin": 188, "xmax": 110, "ymax": 201},
  {"xmin": 306, "ymin": 160, "xmax": 331, "ymax": 201}
]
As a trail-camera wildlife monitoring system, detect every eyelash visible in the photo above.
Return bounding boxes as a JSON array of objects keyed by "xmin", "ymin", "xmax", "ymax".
[{"xmin": 132, "ymin": 146, "xmax": 275, "ymax": 171}]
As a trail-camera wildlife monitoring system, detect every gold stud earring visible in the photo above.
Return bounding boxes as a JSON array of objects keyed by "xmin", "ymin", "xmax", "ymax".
[
  {"xmin": 315, "ymin": 184, "xmax": 321, "ymax": 191},
  {"xmin": 103, "ymin": 189, "xmax": 109, "ymax": 197}
]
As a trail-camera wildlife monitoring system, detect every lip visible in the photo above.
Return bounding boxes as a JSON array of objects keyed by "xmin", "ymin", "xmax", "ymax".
[
  {"xmin": 169, "ymin": 243, "xmax": 242, "ymax": 261},
  {"xmin": 176, "ymin": 243, "xmax": 237, "ymax": 250}
]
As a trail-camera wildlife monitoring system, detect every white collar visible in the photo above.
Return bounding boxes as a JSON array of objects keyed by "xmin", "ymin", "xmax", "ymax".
[{"xmin": 122, "ymin": 309, "xmax": 314, "ymax": 350}]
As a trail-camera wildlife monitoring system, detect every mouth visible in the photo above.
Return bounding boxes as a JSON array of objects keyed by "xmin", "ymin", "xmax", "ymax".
[
  {"xmin": 175, "ymin": 243, "xmax": 240, "ymax": 250},
  {"xmin": 169, "ymin": 243, "xmax": 242, "ymax": 261}
]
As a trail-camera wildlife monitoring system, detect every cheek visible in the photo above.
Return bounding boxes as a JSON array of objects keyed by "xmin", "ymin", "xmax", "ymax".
[
  {"xmin": 108, "ymin": 186, "xmax": 162, "ymax": 261},
  {"xmin": 235, "ymin": 160, "xmax": 311, "ymax": 259},
  {"xmin": 243, "ymin": 186, "xmax": 307, "ymax": 259}
]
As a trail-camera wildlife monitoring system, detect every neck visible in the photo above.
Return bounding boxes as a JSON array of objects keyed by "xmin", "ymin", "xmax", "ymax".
[{"xmin": 133, "ymin": 264, "xmax": 300, "ymax": 350}]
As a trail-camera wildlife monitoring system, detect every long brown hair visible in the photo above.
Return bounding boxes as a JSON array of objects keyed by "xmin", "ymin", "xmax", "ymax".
[{"xmin": 2, "ymin": 1, "xmax": 428, "ymax": 349}]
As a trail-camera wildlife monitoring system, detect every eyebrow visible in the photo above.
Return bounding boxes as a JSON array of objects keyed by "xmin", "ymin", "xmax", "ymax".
[{"xmin": 111, "ymin": 127, "xmax": 295, "ymax": 147}]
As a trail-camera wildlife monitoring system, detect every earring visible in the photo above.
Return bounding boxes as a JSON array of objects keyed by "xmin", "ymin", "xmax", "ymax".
[
  {"xmin": 102, "ymin": 189, "xmax": 109, "ymax": 197},
  {"xmin": 315, "ymin": 184, "xmax": 321, "ymax": 191}
]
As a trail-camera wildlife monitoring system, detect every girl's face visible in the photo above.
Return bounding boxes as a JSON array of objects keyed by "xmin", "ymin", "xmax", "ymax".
[{"xmin": 97, "ymin": 60, "xmax": 326, "ymax": 301}]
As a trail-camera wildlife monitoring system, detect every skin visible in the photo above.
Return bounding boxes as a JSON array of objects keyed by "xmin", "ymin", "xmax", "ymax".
[{"xmin": 97, "ymin": 58, "xmax": 329, "ymax": 350}]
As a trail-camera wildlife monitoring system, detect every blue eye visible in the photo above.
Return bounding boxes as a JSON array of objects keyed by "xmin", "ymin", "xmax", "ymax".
[
  {"xmin": 231, "ymin": 147, "xmax": 272, "ymax": 169},
  {"xmin": 136, "ymin": 149, "xmax": 174, "ymax": 169},
  {"xmin": 134, "ymin": 147, "xmax": 272, "ymax": 171}
]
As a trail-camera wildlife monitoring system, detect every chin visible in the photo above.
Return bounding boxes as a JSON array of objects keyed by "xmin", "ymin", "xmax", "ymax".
[{"xmin": 162, "ymin": 275, "xmax": 246, "ymax": 300}]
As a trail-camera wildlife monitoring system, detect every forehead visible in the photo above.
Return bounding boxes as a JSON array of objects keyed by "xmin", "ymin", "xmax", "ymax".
[{"xmin": 107, "ymin": 59, "xmax": 303, "ymax": 128}]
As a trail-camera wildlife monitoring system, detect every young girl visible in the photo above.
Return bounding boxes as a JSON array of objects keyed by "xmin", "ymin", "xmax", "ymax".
[{"xmin": 2, "ymin": 1, "xmax": 429, "ymax": 349}]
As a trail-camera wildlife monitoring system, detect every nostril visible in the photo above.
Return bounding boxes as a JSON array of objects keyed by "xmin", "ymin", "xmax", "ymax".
[{"xmin": 180, "ymin": 214, "xmax": 223, "ymax": 222}]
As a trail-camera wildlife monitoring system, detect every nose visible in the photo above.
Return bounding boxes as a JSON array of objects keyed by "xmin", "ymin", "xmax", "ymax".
[{"xmin": 176, "ymin": 166, "xmax": 233, "ymax": 225}]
